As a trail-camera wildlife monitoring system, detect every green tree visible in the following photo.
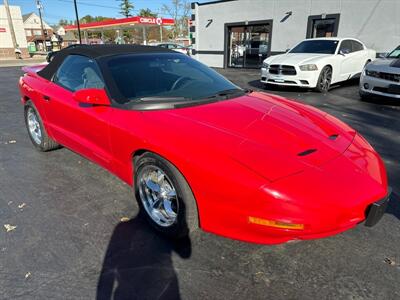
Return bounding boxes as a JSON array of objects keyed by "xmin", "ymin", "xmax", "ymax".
[
  {"xmin": 58, "ymin": 19, "xmax": 70, "ymax": 26},
  {"xmin": 138, "ymin": 8, "xmax": 157, "ymax": 17},
  {"xmin": 117, "ymin": 0, "xmax": 134, "ymax": 18}
]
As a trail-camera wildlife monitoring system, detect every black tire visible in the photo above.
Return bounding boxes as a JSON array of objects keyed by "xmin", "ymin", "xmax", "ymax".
[
  {"xmin": 24, "ymin": 100, "xmax": 60, "ymax": 151},
  {"xmin": 134, "ymin": 152, "xmax": 199, "ymax": 238},
  {"xmin": 315, "ymin": 66, "xmax": 332, "ymax": 93}
]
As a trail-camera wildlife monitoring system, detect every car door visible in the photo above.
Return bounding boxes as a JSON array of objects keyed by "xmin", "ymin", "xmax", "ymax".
[
  {"xmin": 338, "ymin": 39, "xmax": 360, "ymax": 80},
  {"xmin": 351, "ymin": 40, "xmax": 368, "ymax": 74},
  {"xmin": 338, "ymin": 40, "xmax": 355, "ymax": 80},
  {"xmin": 41, "ymin": 54, "xmax": 114, "ymax": 170}
]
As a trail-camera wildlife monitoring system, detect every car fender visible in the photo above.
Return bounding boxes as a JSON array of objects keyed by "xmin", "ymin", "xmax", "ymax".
[{"xmin": 313, "ymin": 57, "xmax": 340, "ymax": 84}]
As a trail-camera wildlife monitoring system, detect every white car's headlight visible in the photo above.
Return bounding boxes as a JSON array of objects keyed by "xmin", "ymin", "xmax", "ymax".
[
  {"xmin": 262, "ymin": 62, "xmax": 269, "ymax": 69},
  {"xmin": 299, "ymin": 64, "xmax": 318, "ymax": 71}
]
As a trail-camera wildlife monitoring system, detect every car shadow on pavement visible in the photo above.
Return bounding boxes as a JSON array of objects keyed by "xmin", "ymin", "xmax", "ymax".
[
  {"xmin": 96, "ymin": 212, "xmax": 191, "ymax": 300},
  {"xmin": 247, "ymin": 78, "xmax": 361, "ymax": 94},
  {"xmin": 386, "ymin": 192, "xmax": 400, "ymax": 221},
  {"xmin": 359, "ymin": 95, "xmax": 400, "ymax": 107}
]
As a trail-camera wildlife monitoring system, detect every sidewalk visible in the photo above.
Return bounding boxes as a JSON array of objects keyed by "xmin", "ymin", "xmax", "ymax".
[{"xmin": 0, "ymin": 57, "xmax": 47, "ymax": 68}]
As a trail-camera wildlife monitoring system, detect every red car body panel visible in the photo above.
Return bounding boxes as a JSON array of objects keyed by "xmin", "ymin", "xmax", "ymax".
[{"xmin": 20, "ymin": 65, "xmax": 389, "ymax": 244}]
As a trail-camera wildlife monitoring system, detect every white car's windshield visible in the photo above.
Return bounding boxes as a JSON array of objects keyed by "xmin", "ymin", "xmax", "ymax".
[{"xmin": 290, "ymin": 40, "xmax": 339, "ymax": 54}]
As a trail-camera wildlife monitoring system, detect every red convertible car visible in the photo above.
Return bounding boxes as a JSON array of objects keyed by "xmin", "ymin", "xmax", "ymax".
[{"xmin": 19, "ymin": 45, "xmax": 390, "ymax": 244}]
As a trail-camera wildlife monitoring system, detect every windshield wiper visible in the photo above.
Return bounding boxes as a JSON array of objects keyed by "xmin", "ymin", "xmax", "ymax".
[
  {"xmin": 137, "ymin": 96, "xmax": 192, "ymax": 101},
  {"xmin": 203, "ymin": 88, "xmax": 246, "ymax": 100}
]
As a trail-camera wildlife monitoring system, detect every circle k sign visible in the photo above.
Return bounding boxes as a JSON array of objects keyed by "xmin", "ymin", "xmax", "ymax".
[{"xmin": 139, "ymin": 17, "xmax": 163, "ymax": 25}]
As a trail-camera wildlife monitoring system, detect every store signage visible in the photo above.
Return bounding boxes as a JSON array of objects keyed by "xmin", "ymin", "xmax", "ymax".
[
  {"xmin": 139, "ymin": 17, "xmax": 163, "ymax": 25},
  {"xmin": 0, "ymin": 28, "xmax": 6, "ymax": 33}
]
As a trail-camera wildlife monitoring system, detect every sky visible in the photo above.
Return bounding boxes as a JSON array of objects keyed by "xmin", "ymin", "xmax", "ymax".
[{"xmin": 10, "ymin": 0, "xmax": 214, "ymax": 25}]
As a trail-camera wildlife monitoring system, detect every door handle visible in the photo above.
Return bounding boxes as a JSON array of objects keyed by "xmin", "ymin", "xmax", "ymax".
[{"xmin": 43, "ymin": 95, "xmax": 50, "ymax": 101}]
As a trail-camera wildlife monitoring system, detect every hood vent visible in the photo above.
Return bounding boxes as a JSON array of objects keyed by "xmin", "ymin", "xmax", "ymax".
[
  {"xmin": 298, "ymin": 148, "xmax": 317, "ymax": 156},
  {"xmin": 329, "ymin": 134, "xmax": 339, "ymax": 140}
]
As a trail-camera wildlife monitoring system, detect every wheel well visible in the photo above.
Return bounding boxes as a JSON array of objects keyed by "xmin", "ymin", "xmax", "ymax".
[
  {"xmin": 131, "ymin": 149, "xmax": 201, "ymax": 228},
  {"xmin": 22, "ymin": 96, "xmax": 30, "ymax": 104},
  {"xmin": 132, "ymin": 149, "xmax": 148, "ymax": 161},
  {"xmin": 324, "ymin": 64, "xmax": 332, "ymax": 71}
]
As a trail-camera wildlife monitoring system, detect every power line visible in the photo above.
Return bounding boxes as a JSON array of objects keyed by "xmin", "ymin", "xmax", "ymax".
[
  {"xmin": 55, "ymin": 0, "xmax": 120, "ymax": 10},
  {"xmin": 54, "ymin": 0, "xmax": 190, "ymax": 18}
]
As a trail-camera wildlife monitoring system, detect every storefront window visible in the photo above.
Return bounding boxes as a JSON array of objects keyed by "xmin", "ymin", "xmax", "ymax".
[
  {"xmin": 306, "ymin": 14, "xmax": 340, "ymax": 39},
  {"xmin": 311, "ymin": 19, "xmax": 336, "ymax": 37}
]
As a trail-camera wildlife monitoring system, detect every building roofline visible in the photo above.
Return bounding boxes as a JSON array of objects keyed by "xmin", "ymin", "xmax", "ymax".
[{"xmin": 22, "ymin": 12, "xmax": 34, "ymax": 22}]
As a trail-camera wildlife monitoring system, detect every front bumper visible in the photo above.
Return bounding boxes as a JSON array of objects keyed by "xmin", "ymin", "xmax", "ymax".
[
  {"xmin": 201, "ymin": 133, "xmax": 389, "ymax": 245},
  {"xmin": 260, "ymin": 67, "xmax": 319, "ymax": 88},
  {"xmin": 364, "ymin": 188, "xmax": 391, "ymax": 226},
  {"xmin": 360, "ymin": 72, "xmax": 400, "ymax": 99}
]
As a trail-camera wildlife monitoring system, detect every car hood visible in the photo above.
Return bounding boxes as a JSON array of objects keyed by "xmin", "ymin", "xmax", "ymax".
[
  {"xmin": 163, "ymin": 92, "xmax": 356, "ymax": 181},
  {"xmin": 366, "ymin": 58, "xmax": 400, "ymax": 72},
  {"xmin": 265, "ymin": 53, "xmax": 332, "ymax": 66}
]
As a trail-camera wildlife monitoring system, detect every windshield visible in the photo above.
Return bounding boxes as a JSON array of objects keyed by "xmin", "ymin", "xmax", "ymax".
[
  {"xmin": 289, "ymin": 40, "xmax": 339, "ymax": 54},
  {"xmin": 387, "ymin": 46, "xmax": 400, "ymax": 59},
  {"xmin": 101, "ymin": 53, "xmax": 241, "ymax": 106}
]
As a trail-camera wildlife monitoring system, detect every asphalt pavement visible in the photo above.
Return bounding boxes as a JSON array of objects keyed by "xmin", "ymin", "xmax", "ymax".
[{"xmin": 0, "ymin": 66, "xmax": 399, "ymax": 299}]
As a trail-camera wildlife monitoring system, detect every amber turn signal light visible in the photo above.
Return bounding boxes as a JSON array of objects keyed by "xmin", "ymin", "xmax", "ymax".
[{"xmin": 248, "ymin": 216, "xmax": 304, "ymax": 230}]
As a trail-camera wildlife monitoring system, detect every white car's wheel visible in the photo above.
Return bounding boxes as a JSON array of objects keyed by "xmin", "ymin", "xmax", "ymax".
[{"xmin": 315, "ymin": 66, "xmax": 332, "ymax": 93}]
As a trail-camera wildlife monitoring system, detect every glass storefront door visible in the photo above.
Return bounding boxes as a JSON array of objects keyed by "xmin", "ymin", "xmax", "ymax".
[{"xmin": 228, "ymin": 22, "xmax": 271, "ymax": 68}]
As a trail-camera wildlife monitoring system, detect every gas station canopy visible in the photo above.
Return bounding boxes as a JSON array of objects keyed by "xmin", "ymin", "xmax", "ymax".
[{"xmin": 64, "ymin": 16, "xmax": 175, "ymax": 31}]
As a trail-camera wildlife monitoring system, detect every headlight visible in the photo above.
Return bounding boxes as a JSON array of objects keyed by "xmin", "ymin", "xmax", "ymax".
[
  {"xmin": 365, "ymin": 69, "xmax": 379, "ymax": 77},
  {"xmin": 262, "ymin": 62, "xmax": 269, "ymax": 69},
  {"xmin": 299, "ymin": 64, "xmax": 318, "ymax": 71}
]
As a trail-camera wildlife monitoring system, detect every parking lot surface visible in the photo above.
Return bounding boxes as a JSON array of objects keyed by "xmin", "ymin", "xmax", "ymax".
[{"xmin": 0, "ymin": 66, "xmax": 399, "ymax": 299}]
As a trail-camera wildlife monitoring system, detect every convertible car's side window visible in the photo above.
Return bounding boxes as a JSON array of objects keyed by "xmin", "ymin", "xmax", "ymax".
[{"xmin": 53, "ymin": 54, "xmax": 104, "ymax": 92}]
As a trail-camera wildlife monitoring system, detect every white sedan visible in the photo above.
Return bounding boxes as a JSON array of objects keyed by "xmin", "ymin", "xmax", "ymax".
[
  {"xmin": 261, "ymin": 38, "xmax": 376, "ymax": 92},
  {"xmin": 157, "ymin": 43, "xmax": 190, "ymax": 55}
]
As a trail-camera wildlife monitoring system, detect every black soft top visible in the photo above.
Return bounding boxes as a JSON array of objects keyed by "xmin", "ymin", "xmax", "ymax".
[{"xmin": 38, "ymin": 44, "xmax": 174, "ymax": 80}]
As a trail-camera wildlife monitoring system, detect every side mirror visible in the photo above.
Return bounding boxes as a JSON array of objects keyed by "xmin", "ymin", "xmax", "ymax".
[
  {"xmin": 339, "ymin": 49, "xmax": 350, "ymax": 55},
  {"xmin": 73, "ymin": 88, "xmax": 110, "ymax": 106}
]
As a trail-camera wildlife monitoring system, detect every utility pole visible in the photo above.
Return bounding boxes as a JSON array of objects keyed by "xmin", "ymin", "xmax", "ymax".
[
  {"xmin": 3, "ymin": 0, "xmax": 17, "ymax": 48},
  {"xmin": 73, "ymin": 0, "xmax": 82, "ymax": 44},
  {"xmin": 36, "ymin": 0, "xmax": 46, "ymax": 50}
]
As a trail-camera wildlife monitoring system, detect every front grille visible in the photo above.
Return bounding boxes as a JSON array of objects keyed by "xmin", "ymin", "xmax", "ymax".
[
  {"xmin": 373, "ymin": 87, "xmax": 400, "ymax": 95},
  {"xmin": 269, "ymin": 65, "xmax": 297, "ymax": 76},
  {"xmin": 268, "ymin": 79, "xmax": 297, "ymax": 84},
  {"xmin": 367, "ymin": 71, "xmax": 400, "ymax": 83}
]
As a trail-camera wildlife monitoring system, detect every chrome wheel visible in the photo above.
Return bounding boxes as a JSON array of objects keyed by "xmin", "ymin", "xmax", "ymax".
[
  {"xmin": 319, "ymin": 67, "xmax": 332, "ymax": 92},
  {"xmin": 138, "ymin": 165, "xmax": 179, "ymax": 227},
  {"xmin": 27, "ymin": 107, "xmax": 42, "ymax": 145}
]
